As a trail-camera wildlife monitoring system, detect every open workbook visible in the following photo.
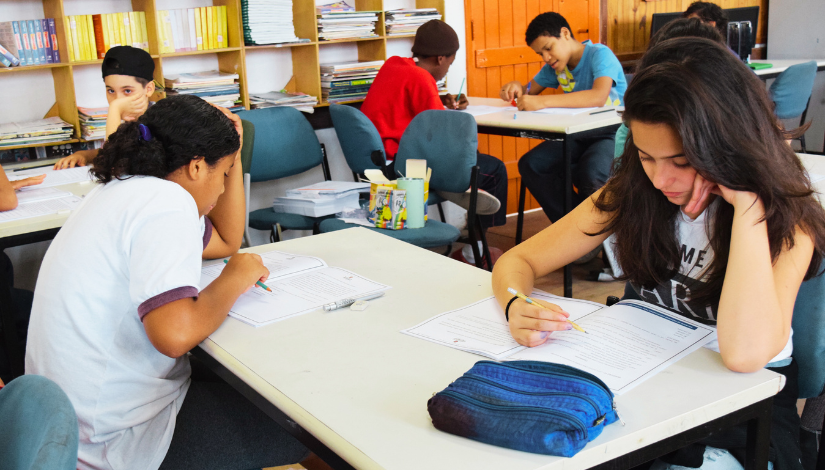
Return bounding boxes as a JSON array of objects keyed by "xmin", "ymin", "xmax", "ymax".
[
  {"xmin": 402, "ymin": 293, "xmax": 716, "ymax": 394},
  {"xmin": 201, "ymin": 250, "xmax": 389, "ymax": 327}
]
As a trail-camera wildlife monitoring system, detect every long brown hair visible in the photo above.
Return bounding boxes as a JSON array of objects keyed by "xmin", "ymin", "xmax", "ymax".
[{"xmin": 594, "ymin": 37, "xmax": 825, "ymax": 304}]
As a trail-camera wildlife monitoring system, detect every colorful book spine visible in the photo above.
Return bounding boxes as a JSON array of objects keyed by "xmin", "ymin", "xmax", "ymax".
[
  {"xmin": 219, "ymin": 6, "xmax": 228, "ymax": 48},
  {"xmin": 206, "ymin": 7, "xmax": 215, "ymax": 50},
  {"xmin": 63, "ymin": 18, "xmax": 74, "ymax": 62},
  {"xmin": 127, "ymin": 12, "xmax": 137, "ymax": 48},
  {"xmin": 106, "ymin": 13, "xmax": 118, "ymax": 48},
  {"xmin": 138, "ymin": 11, "xmax": 148, "ymax": 50},
  {"xmin": 169, "ymin": 10, "xmax": 180, "ymax": 52},
  {"xmin": 39, "ymin": 19, "xmax": 52, "ymax": 64},
  {"xmin": 26, "ymin": 20, "xmax": 40, "ymax": 65},
  {"xmin": 92, "ymin": 15, "xmax": 105, "ymax": 59},
  {"xmin": 73, "ymin": 16, "xmax": 86, "ymax": 61},
  {"xmin": 0, "ymin": 22, "xmax": 21, "ymax": 65},
  {"xmin": 164, "ymin": 11, "xmax": 175, "ymax": 53},
  {"xmin": 11, "ymin": 21, "xmax": 26, "ymax": 66},
  {"xmin": 114, "ymin": 13, "xmax": 125, "ymax": 51},
  {"xmin": 0, "ymin": 43, "xmax": 16, "ymax": 67},
  {"xmin": 19, "ymin": 20, "xmax": 33, "ymax": 65},
  {"xmin": 47, "ymin": 18, "xmax": 59, "ymax": 62},
  {"xmin": 193, "ymin": 8, "xmax": 203, "ymax": 51},
  {"xmin": 180, "ymin": 10, "xmax": 191, "ymax": 51},
  {"xmin": 199, "ymin": 8, "xmax": 208, "ymax": 50},
  {"xmin": 86, "ymin": 15, "xmax": 96, "ymax": 60},
  {"xmin": 100, "ymin": 14, "xmax": 110, "ymax": 54},
  {"xmin": 187, "ymin": 9, "xmax": 197, "ymax": 52},
  {"xmin": 121, "ymin": 12, "xmax": 132, "ymax": 51}
]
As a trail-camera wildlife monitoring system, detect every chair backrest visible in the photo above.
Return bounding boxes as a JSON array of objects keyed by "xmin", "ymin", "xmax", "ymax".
[
  {"xmin": 769, "ymin": 61, "xmax": 817, "ymax": 120},
  {"xmin": 330, "ymin": 104, "xmax": 386, "ymax": 174},
  {"xmin": 235, "ymin": 107, "xmax": 324, "ymax": 183},
  {"xmin": 394, "ymin": 110, "xmax": 478, "ymax": 193},
  {"xmin": 792, "ymin": 271, "xmax": 825, "ymax": 398},
  {"xmin": 0, "ymin": 375, "xmax": 79, "ymax": 470},
  {"xmin": 239, "ymin": 119, "xmax": 255, "ymax": 175}
]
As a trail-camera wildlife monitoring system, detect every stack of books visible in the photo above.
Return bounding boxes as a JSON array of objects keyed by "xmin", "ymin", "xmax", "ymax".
[
  {"xmin": 164, "ymin": 70, "xmax": 242, "ymax": 111},
  {"xmin": 317, "ymin": 11, "xmax": 379, "ymax": 41},
  {"xmin": 320, "ymin": 60, "xmax": 383, "ymax": 104},
  {"xmin": 62, "ymin": 13, "xmax": 149, "ymax": 62},
  {"xmin": 241, "ymin": 0, "xmax": 305, "ymax": 45},
  {"xmin": 0, "ymin": 20, "xmax": 60, "ymax": 67},
  {"xmin": 77, "ymin": 107, "xmax": 108, "ymax": 141},
  {"xmin": 0, "ymin": 117, "xmax": 74, "ymax": 148},
  {"xmin": 156, "ymin": 7, "xmax": 228, "ymax": 54},
  {"xmin": 249, "ymin": 91, "xmax": 318, "ymax": 113},
  {"xmin": 384, "ymin": 9, "xmax": 442, "ymax": 36},
  {"xmin": 316, "ymin": 1, "xmax": 356, "ymax": 14}
]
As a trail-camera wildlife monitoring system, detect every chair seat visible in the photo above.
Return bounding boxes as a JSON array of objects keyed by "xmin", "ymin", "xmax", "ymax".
[
  {"xmin": 249, "ymin": 208, "xmax": 330, "ymax": 231},
  {"xmin": 319, "ymin": 218, "xmax": 460, "ymax": 248}
]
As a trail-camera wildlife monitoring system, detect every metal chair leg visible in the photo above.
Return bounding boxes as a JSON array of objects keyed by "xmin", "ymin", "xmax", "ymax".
[
  {"xmin": 515, "ymin": 179, "xmax": 527, "ymax": 245},
  {"xmin": 477, "ymin": 216, "xmax": 493, "ymax": 272}
]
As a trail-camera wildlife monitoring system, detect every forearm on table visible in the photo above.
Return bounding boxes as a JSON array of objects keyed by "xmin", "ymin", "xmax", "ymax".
[{"xmin": 538, "ymin": 89, "xmax": 609, "ymax": 108}]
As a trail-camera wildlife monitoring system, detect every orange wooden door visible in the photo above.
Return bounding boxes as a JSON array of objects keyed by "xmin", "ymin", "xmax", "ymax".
[{"xmin": 465, "ymin": 0, "xmax": 601, "ymax": 214}]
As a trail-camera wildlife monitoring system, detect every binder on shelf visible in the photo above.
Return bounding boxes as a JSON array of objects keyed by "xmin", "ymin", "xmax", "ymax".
[
  {"xmin": 37, "ymin": 19, "xmax": 52, "ymax": 64},
  {"xmin": 92, "ymin": 15, "xmax": 105, "ymax": 59},
  {"xmin": 47, "ymin": 18, "xmax": 59, "ymax": 63},
  {"xmin": 20, "ymin": 21, "xmax": 35, "ymax": 65},
  {"xmin": 206, "ymin": 7, "xmax": 215, "ymax": 50},
  {"xmin": 11, "ymin": 22, "xmax": 27, "ymax": 66},
  {"xmin": 75, "ymin": 16, "xmax": 87, "ymax": 61},
  {"xmin": 0, "ymin": 22, "xmax": 22, "ymax": 66},
  {"xmin": 138, "ymin": 11, "xmax": 148, "ymax": 49}
]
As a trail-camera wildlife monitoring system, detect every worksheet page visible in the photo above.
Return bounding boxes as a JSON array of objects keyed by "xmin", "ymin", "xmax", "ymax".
[
  {"xmin": 8, "ymin": 166, "xmax": 94, "ymax": 188},
  {"xmin": 0, "ymin": 196, "xmax": 83, "ymax": 222}
]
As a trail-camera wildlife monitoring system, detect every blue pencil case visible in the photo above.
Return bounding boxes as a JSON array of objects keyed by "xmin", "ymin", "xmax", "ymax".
[{"xmin": 427, "ymin": 360, "xmax": 620, "ymax": 457}]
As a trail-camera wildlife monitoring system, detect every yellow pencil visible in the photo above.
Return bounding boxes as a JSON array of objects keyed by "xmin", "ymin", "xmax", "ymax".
[{"xmin": 507, "ymin": 287, "xmax": 587, "ymax": 333}]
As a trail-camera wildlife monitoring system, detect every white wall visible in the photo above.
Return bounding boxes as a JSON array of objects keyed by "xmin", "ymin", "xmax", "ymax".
[{"xmin": 1, "ymin": 0, "xmax": 469, "ymax": 288}]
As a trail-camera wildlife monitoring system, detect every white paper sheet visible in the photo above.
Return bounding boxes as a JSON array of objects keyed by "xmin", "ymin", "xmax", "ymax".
[
  {"xmin": 14, "ymin": 187, "xmax": 73, "ymax": 203},
  {"xmin": 403, "ymin": 294, "xmax": 716, "ymax": 394},
  {"xmin": 509, "ymin": 300, "xmax": 716, "ymax": 394},
  {"xmin": 201, "ymin": 252, "xmax": 389, "ymax": 327},
  {"xmin": 0, "ymin": 196, "xmax": 83, "ymax": 222},
  {"xmin": 531, "ymin": 106, "xmax": 601, "ymax": 115},
  {"xmin": 401, "ymin": 293, "xmax": 601, "ymax": 360},
  {"xmin": 8, "ymin": 166, "xmax": 94, "ymax": 188},
  {"xmin": 459, "ymin": 105, "xmax": 516, "ymax": 116}
]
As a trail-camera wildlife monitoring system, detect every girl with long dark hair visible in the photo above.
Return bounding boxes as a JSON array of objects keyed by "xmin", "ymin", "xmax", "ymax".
[{"xmin": 493, "ymin": 38, "xmax": 825, "ymax": 469}]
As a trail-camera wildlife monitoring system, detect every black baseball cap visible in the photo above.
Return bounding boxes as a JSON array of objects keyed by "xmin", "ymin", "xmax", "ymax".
[{"xmin": 102, "ymin": 46, "xmax": 154, "ymax": 82}]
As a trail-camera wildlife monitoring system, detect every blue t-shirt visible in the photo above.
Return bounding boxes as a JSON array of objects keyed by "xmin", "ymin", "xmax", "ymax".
[{"xmin": 534, "ymin": 40, "xmax": 627, "ymax": 106}]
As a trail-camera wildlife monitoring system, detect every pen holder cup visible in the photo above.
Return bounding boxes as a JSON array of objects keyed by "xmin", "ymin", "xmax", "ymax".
[{"xmin": 397, "ymin": 178, "xmax": 425, "ymax": 229}]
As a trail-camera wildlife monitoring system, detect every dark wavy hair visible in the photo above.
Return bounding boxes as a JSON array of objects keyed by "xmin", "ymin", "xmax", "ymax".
[
  {"xmin": 593, "ymin": 37, "xmax": 825, "ymax": 304},
  {"xmin": 92, "ymin": 94, "xmax": 240, "ymax": 183},
  {"xmin": 682, "ymin": 1, "xmax": 728, "ymax": 37},
  {"xmin": 525, "ymin": 12, "xmax": 573, "ymax": 44}
]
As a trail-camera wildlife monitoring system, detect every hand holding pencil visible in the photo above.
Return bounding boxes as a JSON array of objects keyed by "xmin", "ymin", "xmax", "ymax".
[{"xmin": 507, "ymin": 287, "xmax": 587, "ymax": 347}]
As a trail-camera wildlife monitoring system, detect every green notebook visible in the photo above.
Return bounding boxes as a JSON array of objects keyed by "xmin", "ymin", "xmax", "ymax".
[{"xmin": 749, "ymin": 63, "xmax": 773, "ymax": 70}]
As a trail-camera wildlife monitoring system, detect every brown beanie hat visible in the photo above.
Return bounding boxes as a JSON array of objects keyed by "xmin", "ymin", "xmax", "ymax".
[{"xmin": 411, "ymin": 20, "xmax": 459, "ymax": 57}]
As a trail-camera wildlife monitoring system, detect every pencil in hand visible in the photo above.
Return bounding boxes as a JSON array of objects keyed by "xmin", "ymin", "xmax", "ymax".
[
  {"xmin": 223, "ymin": 259, "xmax": 272, "ymax": 292},
  {"xmin": 507, "ymin": 287, "xmax": 587, "ymax": 333}
]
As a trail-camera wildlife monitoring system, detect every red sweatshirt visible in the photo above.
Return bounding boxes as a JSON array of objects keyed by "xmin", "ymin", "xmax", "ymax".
[{"xmin": 360, "ymin": 56, "xmax": 444, "ymax": 159}]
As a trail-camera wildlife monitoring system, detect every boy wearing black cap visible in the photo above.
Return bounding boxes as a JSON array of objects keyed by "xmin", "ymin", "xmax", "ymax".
[
  {"xmin": 361, "ymin": 19, "xmax": 508, "ymax": 231},
  {"xmin": 54, "ymin": 46, "xmax": 156, "ymax": 169}
]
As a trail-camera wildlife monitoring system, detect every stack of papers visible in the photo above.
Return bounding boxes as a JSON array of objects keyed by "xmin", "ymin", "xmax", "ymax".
[
  {"xmin": 7, "ymin": 166, "xmax": 94, "ymax": 188},
  {"xmin": 273, "ymin": 181, "xmax": 368, "ymax": 217},
  {"xmin": 0, "ymin": 194, "xmax": 83, "ymax": 222},
  {"xmin": 77, "ymin": 107, "xmax": 108, "ymax": 141},
  {"xmin": 316, "ymin": 1, "xmax": 355, "ymax": 14},
  {"xmin": 320, "ymin": 60, "xmax": 384, "ymax": 104},
  {"xmin": 0, "ymin": 117, "xmax": 74, "ymax": 148},
  {"xmin": 249, "ymin": 90, "xmax": 318, "ymax": 113},
  {"xmin": 384, "ymin": 8, "xmax": 442, "ymax": 36},
  {"xmin": 201, "ymin": 250, "xmax": 389, "ymax": 326},
  {"xmin": 317, "ymin": 11, "xmax": 379, "ymax": 41},
  {"xmin": 164, "ymin": 70, "xmax": 242, "ymax": 111},
  {"xmin": 241, "ymin": 0, "xmax": 307, "ymax": 45}
]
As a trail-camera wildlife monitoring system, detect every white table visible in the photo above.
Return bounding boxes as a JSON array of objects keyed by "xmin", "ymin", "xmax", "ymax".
[
  {"xmin": 467, "ymin": 97, "xmax": 623, "ymax": 297},
  {"xmin": 196, "ymin": 228, "xmax": 780, "ymax": 470},
  {"xmin": 750, "ymin": 59, "xmax": 825, "ymax": 80}
]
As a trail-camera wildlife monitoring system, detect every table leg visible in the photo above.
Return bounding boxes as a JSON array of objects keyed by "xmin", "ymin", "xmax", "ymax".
[
  {"xmin": 745, "ymin": 398, "xmax": 773, "ymax": 470},
  {"xmin": 0, "ymin": 252, "xmax": 23, "ymax": 378},
  {"xmin": 563, "ymin": 136, "xmax": 573, "ymax": 298},
  {"xmin": 515, "ymin": 180, "xmax": 527, "ymax": 245}
]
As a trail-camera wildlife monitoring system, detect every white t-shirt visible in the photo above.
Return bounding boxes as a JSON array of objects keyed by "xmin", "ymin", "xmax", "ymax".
[
  {"xmin": 26, "ymin": 176, "xmax": 212, "ymax": 470},
  {"xmin": 630, "ymin": 199, "xmax": 793, "ymax": 363}
]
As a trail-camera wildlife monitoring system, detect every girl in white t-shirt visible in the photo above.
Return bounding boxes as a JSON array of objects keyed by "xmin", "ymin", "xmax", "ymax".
[
  {"xmin": 492, "ymin": 38, "xmax": 825, "ymax": 470},
  {"xmin": 26, "ymin": 95, "xmax": 308, "ymax": 470}
]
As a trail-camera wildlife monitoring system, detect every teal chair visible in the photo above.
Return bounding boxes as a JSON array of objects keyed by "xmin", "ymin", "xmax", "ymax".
[
  {"xmin": 237, "ymin": 119, "xmax": 256, "ymax": 247},
  {"xmin": 329, "ymin": 104, "xmax": 387, "ymax": 181},
  {"xmin": 320, "ymin": 110, "xmax": 494, "ymax": 268},
  {"xmin": 236, "ymin": 107, "xmax": 332, "ymax": 243},
  {"xmin": 0, "ymin": 375, "xmax": 78, "ymax": 469},
  {"xmin": 770, "ymin": 61, "xmax": 817, "ymax": 153}
]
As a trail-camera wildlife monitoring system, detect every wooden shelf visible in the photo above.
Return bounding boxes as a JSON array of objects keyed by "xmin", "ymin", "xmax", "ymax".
[
  {"xmin": 2, "ymin": 0, "xmax": 445, "ymax": 136},
  {"xmin": 0, "ymin": 63, "xmax": 70, "ymax": 74},
  {"xmin": 386, "ymin": 34, "xmax": 417, "ymax": 39},
  {"xmin": 0, "ymin": 139, "xmax": 80, "ymax": 151}
]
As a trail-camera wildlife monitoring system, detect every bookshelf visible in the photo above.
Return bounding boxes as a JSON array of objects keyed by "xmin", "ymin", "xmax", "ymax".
[{"xmin": 1, "ymin": 0, "xmax": 445, "ymax": 148}]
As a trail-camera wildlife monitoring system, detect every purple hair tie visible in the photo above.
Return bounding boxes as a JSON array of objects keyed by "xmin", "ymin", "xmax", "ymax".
[{"xmin": 138, "ymin": 123, "xmax": 152, "ymax": 141}]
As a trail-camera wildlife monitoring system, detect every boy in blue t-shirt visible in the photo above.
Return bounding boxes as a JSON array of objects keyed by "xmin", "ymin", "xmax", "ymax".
[{"xmin": 500, "ymin": 12, "xmax": 626, "ymax": 223}]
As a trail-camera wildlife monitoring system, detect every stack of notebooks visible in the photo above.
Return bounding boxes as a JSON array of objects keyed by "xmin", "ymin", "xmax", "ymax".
[
  {"xmin": 241, "ymin": 0, "xmax": 305, "ymax": 45},
  {"xmin": 317, "ymin": 11, "xmax": 379, "ymax": 41},
  {"xmin": 320, "ymin": 60, "xmax": 383, "ymax": 104},
  {"xmin": 164, "ymin": 70, "xmax": 242, "ymax": 111},
  {"xmin": 156, "ymin": 7, "xmax": 228, "ymax": 54},
  {"xmin": 316, "ymin": 1, "xmax": 356, "ymax": 14},
  {"xmin": 0, "ymin": 20, "xmax": 60, "ymax": 67},
  {"xmin": 384, "ymin": 9, "xmax": 442, "ymax": 36},
  {"xmin": 64, "ymin": 13, "xmax": 149, "ymax": 62},
  {"xmin": 0, "ymin": 117, "xmax": 74, "ymax": 148},
  {"xmin": 249, "ymin": 91, "xmax": 318, "ymax": 113},
  {"xmin": 77, "ymin": 107, "xmax": 108, "ymax": 141}
]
